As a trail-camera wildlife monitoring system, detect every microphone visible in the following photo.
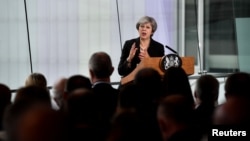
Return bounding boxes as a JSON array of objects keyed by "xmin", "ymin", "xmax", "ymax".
[{"xmin": 165, "ymin": 45, "xmax": 178, "ymax": 55}]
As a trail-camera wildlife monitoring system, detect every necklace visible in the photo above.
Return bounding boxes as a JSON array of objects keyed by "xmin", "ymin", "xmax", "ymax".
[
  {"xmin": 140, "ymin": 44, "xmax": 148, "ymax": 52},
  {"xmin": 140, "ymin": 38, "xmax": 150, "ymax": 52}
]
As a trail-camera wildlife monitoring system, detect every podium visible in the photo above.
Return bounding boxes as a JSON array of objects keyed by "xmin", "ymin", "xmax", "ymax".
[{"xmin": 120, "ymin": 56, "xmax": 195, "ymax": 85}]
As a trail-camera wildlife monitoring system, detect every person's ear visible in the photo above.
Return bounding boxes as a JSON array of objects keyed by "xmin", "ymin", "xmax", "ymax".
[{"xmin": 89, "ymin": 69, "xmax": 94, "ymax": 78}]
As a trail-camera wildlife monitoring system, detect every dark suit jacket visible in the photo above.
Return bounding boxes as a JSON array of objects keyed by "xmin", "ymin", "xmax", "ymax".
[
  {"xmin": 92, "ymin": 82, "xmax": 119, "ymax": 122},
  {"xmin": 118, "ymin": 37, "xmax": 165, "ymax": 77}
]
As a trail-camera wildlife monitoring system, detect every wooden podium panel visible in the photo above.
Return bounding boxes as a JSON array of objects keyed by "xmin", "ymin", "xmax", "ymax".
[{"xmin": 120, "ymin": 56, "xmax": 195, "ymax": 85}]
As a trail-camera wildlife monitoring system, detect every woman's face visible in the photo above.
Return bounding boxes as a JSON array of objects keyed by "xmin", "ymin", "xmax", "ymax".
[{"xmin": 138, "ymin": 22, "xmax": 153, "ymax": 40}]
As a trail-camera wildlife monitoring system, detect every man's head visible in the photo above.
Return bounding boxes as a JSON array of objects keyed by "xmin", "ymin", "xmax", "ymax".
[
  {"xmin": 194, "ymin": 75, "xmax": 219, "ymax": 105},
  {"xmin": 88, "ymin": 51, "xmax": 114, "ymax": 83},
  {"xmin": 224, "ymin": 72, "xmax": 250, "ymax": 99},
  {"xmin": 52, "ymin": 77, "xmax": 67, "ymax": 109}
]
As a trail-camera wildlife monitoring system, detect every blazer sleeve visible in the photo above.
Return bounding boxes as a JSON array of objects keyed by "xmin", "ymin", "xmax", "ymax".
[{"xmin": 118, "ymin": 40, "xmax": 138, "ymax": 77}]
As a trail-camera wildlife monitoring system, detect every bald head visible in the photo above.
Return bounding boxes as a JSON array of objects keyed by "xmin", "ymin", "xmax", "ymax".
[{"xmin": 52, "ymin": 77, "xmax": 67, "ymax": 108}]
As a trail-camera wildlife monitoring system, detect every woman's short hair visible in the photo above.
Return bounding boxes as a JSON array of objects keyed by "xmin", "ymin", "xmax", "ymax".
[{"xmin": 136, "ymin": 16, "xmax": 157, "ymax": 34}]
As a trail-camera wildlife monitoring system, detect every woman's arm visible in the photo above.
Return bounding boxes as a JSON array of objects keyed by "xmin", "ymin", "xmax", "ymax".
[{"xmin": 118, "ymin": 40, "xmax": 138, "ymax": 77}]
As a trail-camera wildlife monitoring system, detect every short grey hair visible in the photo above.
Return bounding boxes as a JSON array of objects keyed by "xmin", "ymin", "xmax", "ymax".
[
  {"xmin": 136, "ymin": 16, "xmax": 157, "ymax": 33},
  {"xmin": 88, "ymin": 52, "xmax": 113, "ymax": 78}
]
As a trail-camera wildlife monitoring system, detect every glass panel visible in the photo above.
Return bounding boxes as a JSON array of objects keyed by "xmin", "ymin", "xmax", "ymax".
[
  {"xmin": 204, "ymin": 0, "xmax": 250, "ymax": 73},
  {"xmin": 204, "ymin": 0, "xmax": 239, "ymax": 73},
  {"xmin": 26, "ymin": 0, "xmax": 122, "ymax": 86},
  {"xmin": 233, "ymin": 0, "xmax": 250, "ymax": 72},
  {"xmin": 0, "ymin": 0, "xmax": 31, "ymax": 89},
  {"xmin": 185, "ymin": 0, "xmax": 199, "ymax": 66}
]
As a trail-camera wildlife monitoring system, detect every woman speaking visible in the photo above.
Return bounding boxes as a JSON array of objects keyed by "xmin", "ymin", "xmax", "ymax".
[{"xmin": 118, "ymin": 16, "xmax": 165, "ymax": 77}]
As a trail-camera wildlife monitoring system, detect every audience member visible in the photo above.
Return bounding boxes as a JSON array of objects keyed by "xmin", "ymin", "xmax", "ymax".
[
  {"xmin": 66, "ymin": 88, "xmax": 98, "ymax": 128},
  {"xmin": 157, "ymin": 94, "xmax": 201, "ymax": 141},
  {"xmin": 162, "ymin": 67, "xmax": 195, "ymax": 107},
  {"xmin": 133, "ymin": 67, "xmax": 163, "ymax": 141},
  {"xmin": 4, "ymin": 102, "xmax": 67, "ymax": 141},
  {"xmin": 117, "ymin": 82, "xmax": 138, "ymax": 111},
  {"xmin": 88, "ymin": 51, "xmax": 119, "ymax": 129},
  {"xmin": 3, "ymin": 85, "xmax": 55, "ymax": 141},
  {"xmin": 65, "ymin": 74, "xmax": 92, "ymax": 94},
  {"xmin": 13, "ymin": 85, "xmax": 51, "ymax": 107},
  {"xmin": 66, "ymin": 88, "xmax": 101, "ymax": 141},
  {"xmin": 88, "ymin": 51, "xmax": 114, "ymax": 85},
  {"xmin": 224, "ymin": 72, "xmax": 250, "ymax": 99},
  {"xmin": 61, "ymin": 74, "xmax": 92, "ymax": 113},
  {"xmin": 134, "ymin": 67, "xmax": 163, "ymax": 104},
  {"xmin": 0, "ymin": 83, "xmax": 11, "ymax": 131},
  {"xmin": 213, "ymin": 72, "xmax": 250, "ymax": 126},
  {"xmin": 193, "ymin": 75, "xmax": 219, "ymax": 134},
  {"xmin": 118, "ymin": 68, "xmax": 161, "ymax": 111},
  {"xmin": 213, "ymin": 96, "xmax": 250, "ymax": 126},
  {"xmin": 25, "ymin": 72, "xmax": 47, "ymax": 89},
  {"xmin": 106, "ymin": 109, "xmax": 146, "ymax": 141},
  {"xmin": 52, "ymin": 77, "xmax": 68, "ymax": 109},
  {"xmin": 3, "ymin": 57, "xmax": 240, "ymax": 141},
  {"xmin": 194, "ymin": 75, "xmax": 219, "ymax": 106}
]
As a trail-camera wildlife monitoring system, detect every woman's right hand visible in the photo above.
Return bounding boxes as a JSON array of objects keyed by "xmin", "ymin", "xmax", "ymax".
[{"xmin": 127, "ymin": 42, "xmax": 137, "ymax": 62}]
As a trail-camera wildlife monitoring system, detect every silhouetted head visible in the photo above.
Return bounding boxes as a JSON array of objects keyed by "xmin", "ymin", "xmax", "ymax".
[
  {"xmin": 0, "ymin": 83, "xmax": 12, "ymax": 109},
  {"xmin": 225, "ymin": 72, "xmax": 250, "ymax": 99},
  {"xmin": 194, "ymin": 75, "xmax": 219, "ymax": 105},
  {"xmin": 162, "ymin": 67, "xmax": 194, "ymax": 106},
  {"xmin": 14, "ymin": 85, "xmax": 51, "ymax": 107},
  {"xmin": 65, "ymin": 74, "xmax": 91, "ymax": 94}
]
